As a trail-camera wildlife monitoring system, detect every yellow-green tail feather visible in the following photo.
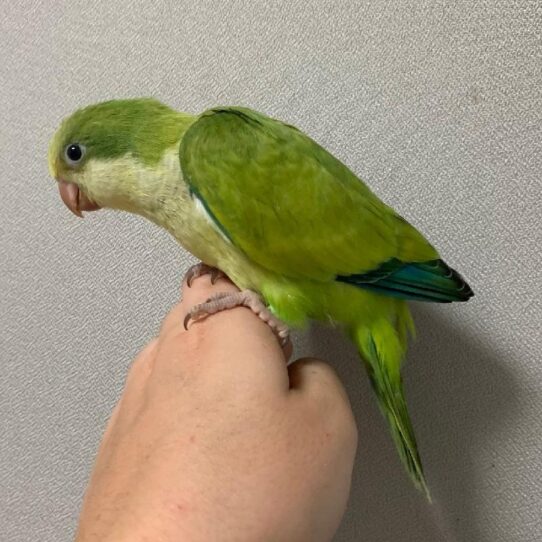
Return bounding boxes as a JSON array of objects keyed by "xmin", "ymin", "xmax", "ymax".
[{"xmin": 351, "ymin": 309, "xmax": 431, "ymax": 500}]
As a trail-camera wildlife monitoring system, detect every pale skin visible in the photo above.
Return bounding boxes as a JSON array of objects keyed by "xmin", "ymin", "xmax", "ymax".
[{"xmin": 74, "ymin": 274, "xmax": 358, "ymax": 542}]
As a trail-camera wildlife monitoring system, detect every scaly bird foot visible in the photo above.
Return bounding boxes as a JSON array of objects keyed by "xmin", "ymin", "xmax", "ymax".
[
  {"xmin": 185, "ymin": 263, "xmax": 226, "ymax": 287},
  {"xmin": 183, "ymin": 289, "xmax": 290, "ymax": 347}
]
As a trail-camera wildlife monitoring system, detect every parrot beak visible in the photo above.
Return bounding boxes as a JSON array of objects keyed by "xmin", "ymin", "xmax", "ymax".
[{"xmin": 57, "ymin": 179, "xmax": 101, "ymax": 218}]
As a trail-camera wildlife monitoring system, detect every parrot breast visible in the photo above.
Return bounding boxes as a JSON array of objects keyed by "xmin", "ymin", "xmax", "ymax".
[{"xmin": 81, "ymin": 144, "xmax": 269, "ymax": 292}]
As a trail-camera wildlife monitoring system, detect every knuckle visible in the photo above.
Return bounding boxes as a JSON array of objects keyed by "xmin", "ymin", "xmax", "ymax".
[
  {"xmin": 342, "ymin": 406, "xmax": 359, "ymax": 444},
  {"xmin": 126, "ymin": 350, "xmax": 153, "ymax": 384},
  {"xmin": 162, "ymin": 323, "xmax": 185, "ymax": 345},
  {"xmin": 296, "ymin": 357, "xmax": 342, "ymax": 388},
  {"xmin": 162, "ymin": 321, "xmax": 211, "ymax": 363},
  {"xmin": 180, "ymin": 324, "xmax": 206, "ymax": 353}
]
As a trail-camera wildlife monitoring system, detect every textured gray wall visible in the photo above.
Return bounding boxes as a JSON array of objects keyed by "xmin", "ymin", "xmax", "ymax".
[{"xmin": 1, "ymin": 1, "xmax": 541, "ymax": 541}]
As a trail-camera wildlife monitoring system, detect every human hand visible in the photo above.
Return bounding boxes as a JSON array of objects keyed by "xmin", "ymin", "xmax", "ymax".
[{"xmin": 75, "ymin": 275, "xmax": 358, "ymax": 542}]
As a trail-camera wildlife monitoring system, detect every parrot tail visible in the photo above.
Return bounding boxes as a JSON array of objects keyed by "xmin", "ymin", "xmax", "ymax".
[{"xmin": 351, "ymin": 306, "xmax": 431, "ymax": 500}]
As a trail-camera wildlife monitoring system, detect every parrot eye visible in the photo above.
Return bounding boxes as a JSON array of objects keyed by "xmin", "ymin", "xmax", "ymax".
[{"xmin": 64, "ymin": 143, "xmax": 86, "ymax": 166}]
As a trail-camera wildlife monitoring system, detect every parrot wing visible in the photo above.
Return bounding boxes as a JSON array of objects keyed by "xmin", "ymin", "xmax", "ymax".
[{"xmin": 180, "ymin": 107, "xmax": 470, "ymax": 301}]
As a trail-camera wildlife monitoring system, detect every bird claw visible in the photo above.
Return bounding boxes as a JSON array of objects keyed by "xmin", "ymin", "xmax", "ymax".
[
  {"xmin": 183, "ymin": 290, "xmax": 290, "ymax": 347},
  {"xmin": 185, "ymin": 263, "xmax": 226, "ymax": 287}
]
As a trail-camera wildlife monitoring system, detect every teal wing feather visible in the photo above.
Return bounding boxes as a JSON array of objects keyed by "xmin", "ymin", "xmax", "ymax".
[
  {"xmin": 339, "ymin": 259, "xmax": 473, "ymax": 302},
  {"xmin": 180, "ymin": 107, "xmax": 441, "ymax": 287}
]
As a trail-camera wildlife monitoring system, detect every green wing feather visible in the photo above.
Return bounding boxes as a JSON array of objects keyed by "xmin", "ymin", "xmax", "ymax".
[{"xmin": 180, "ymin": 107, "xmax": 438, "ymax": 282}]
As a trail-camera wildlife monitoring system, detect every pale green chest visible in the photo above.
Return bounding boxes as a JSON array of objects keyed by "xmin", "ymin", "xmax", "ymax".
[{"xmin": 83, "ymin": 148, "xmax": 279, "ymax": 294}]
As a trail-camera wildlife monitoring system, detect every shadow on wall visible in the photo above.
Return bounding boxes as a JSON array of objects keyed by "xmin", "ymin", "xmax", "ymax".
[{"xmin": 304, "ymin": 305, "xmax": 520, "ymax": 542}]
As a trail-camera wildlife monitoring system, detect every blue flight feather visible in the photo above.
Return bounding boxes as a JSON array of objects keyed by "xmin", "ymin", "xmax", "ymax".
[{"xmin": 337, "ymin": 259, "xmax": 473, "ymax": 303}]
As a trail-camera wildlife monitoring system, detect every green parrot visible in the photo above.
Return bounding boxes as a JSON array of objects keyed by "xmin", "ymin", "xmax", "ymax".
[{"xmin": 48, "ymin": 98, "xmax": 473, "ymax": 498}]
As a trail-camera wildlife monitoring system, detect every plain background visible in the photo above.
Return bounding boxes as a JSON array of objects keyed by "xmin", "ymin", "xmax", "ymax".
[{"xmin": 1, "ymin": 1, "xmax": 540, "ymax": 541}]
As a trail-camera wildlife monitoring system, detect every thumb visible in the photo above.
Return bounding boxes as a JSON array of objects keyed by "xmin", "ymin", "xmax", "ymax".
[
  {"xmin": 288, "ymin": 357, "xmax": 358, "ymax": 456},
  {"xmin": 288, "ymin": 357, "xmax": 351, "ymax": 407}
]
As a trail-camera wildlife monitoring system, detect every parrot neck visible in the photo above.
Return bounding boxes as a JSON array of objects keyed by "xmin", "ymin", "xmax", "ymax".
[
  {"xmin": 92, "ymin": 149, "xmax": 184, "ymax": 217},
  {"xmin": 85, "ymin": 144, "xmax": 235, "ymax": 266},
  {"xmin": 79, "ymin": 109, "xmax": 196, "ymax": 219},
  {"xmin": 78, "ymin": 124, "xmax": 237, "ymax": 265}
]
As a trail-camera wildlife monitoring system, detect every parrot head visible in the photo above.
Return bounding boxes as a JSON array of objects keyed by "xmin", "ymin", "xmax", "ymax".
[{"xmin": 48, "ymin": 98, "xmax": 192, "ymax": 217}]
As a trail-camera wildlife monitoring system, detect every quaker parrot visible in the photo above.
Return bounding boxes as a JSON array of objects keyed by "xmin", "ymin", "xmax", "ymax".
[{"xmin": 48, "ymin": 98, "xmax": 473, "ymax": 498}]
